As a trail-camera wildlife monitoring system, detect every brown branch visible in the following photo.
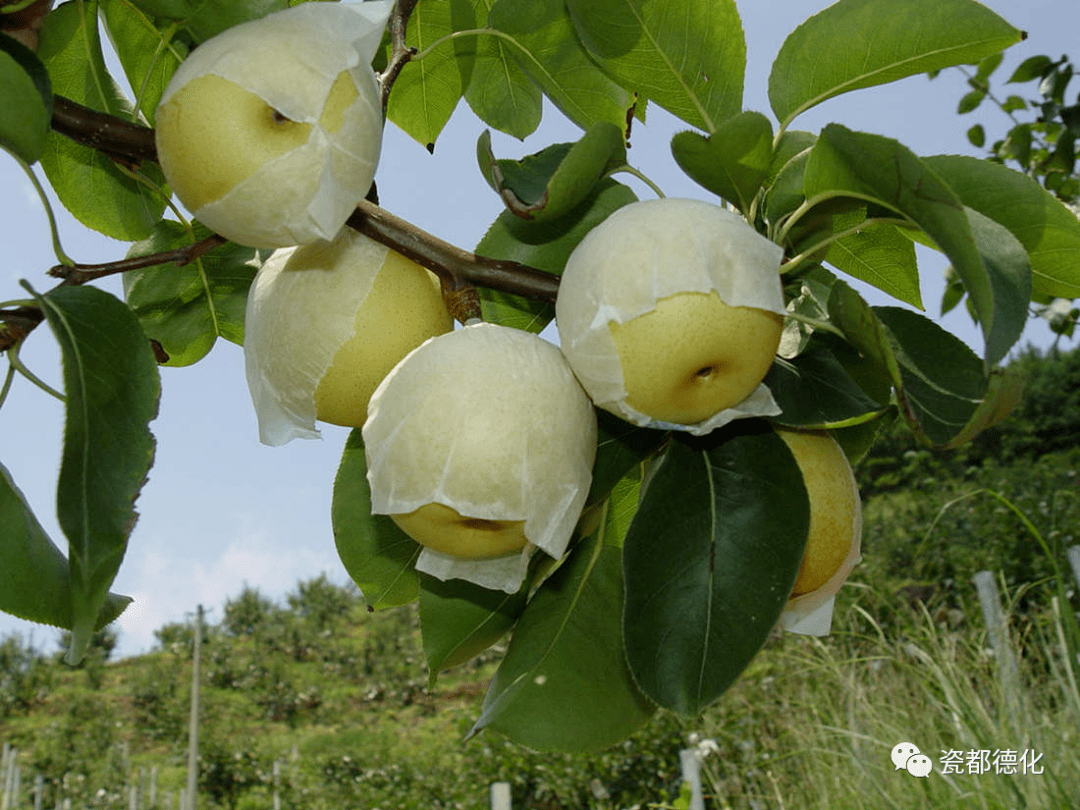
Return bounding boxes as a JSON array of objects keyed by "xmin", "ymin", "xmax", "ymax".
[
  {"xmin": 380, "ymin": 0, "xmax": 421, "ymax": 113},
  {"xmin": 50, "ymin": 95, "xmax": 157, "ymax": 166},
  {"xmin": 347, "ymin": 200, "xmax": 560, "ymax": 305},
  {"xmin": 48, "ymin": 233, "xmax": 227, "ymax": 286}
]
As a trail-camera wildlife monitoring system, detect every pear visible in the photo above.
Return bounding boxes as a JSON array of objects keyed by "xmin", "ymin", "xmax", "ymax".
[
  {"xmin": 362, "ymin": 322, "xmax": 597, "ymax": 592},
  {"xmin": 556, "ymin": 197, "xmax": 786, "ymax": 434},
  {"xmin": 244, "ymin": 228, "xmax": 452, "ymax": 446},
  {"xmin": 154, "ymin": 2, "xmax": 392, "ymax": 249}
]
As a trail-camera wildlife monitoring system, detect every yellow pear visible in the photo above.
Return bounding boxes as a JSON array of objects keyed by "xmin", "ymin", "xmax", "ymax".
[
  {"xmin": 775, "ymin": 428, "xmax": 861, "ymax": 597},
  {"xmin": 244, "ymin": 228, "xmax": 452, "ymax": 446},
  {"xmin": 156, "ymin": 71, "xmax": 358, "ymax": 213},
  {"xmin": 153, "ymin": 3, "xmax": 389, "ymax": 248},
  {"xmin": 363, "ymin": 323, "xmax": 597, "ymax": 591},
  {"xmin": 556, "ymin": 197, "xmax": 785, "ymax": 432},
  {"xmin": 610, "ymin": 290, "xmax": 783, "ymax": 425}
]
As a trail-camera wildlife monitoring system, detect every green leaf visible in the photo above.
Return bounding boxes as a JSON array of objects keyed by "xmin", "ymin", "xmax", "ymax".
[
  {"xmin": 476, "ymin": 179, "xmax": 637, "ymax": 332},
  {"xmin": 623, "ymin": 421, "xmax": 809, "ymax": 717},
  {"xmin": 35, "ymin": 285, "xmax": 160, "ymax": 662},
  {"xmin": 1008, "ymin": 54, "xmax": 1054, "ymax": 84},
  {"xmin": 967, "ymin": 124, "xmax": 986, "ymax": 148},
  {"xmin": 830, "ymin": 223, "xmax": 921, "ymax": 307},
  {"xmin": 826, "ymin": 279, "xmax": 903, "ymax": 387},
  {"xmin": 487, "ymin": 0, "xmax": 634, "ymax": 133},
  {"xmin": 122, "ymin": 221, "xmax": 259, "ymax": 366},
  {"xmin": 37, "ymin": 0, "xmax": 168, "ymax": 240},
  {"xmin": 180, "ymin": 0, "xmax": 288, "ymax": 43},
  {"xmin": 385, "ymin": 0, "xmax": 464, "ymax": 149},
  {"xmin": 924, "ymin": 155, "xmax": 1080, "ymax": 299},
  {"xmin": 874, "ymin": 306, "xmax": 988, "ymax": 447},
  {"xmin": 769, "ymin": 0, "xmax": 1022, "ymax": 128},
  {"xmin": 957, "ymin": 87, "xmax": 986, "ymax": 114},
  {"xmin": 585, "ymin": 409, "xmax": 666, "ymax": 507},
  {"xmin": 419, "ymin": 572, "xmax": 528, "ymax": 685},
  {"xmin": 567, "ymin": 0, "xmax": 745, "ymax": 133},
  {"xmin": 99, "ymin": 0, "xmax": 185, "ymax": 125},
  {"xmin": 804, "ymin": 125, "xmax": 1019, "ymax": 366},
  {"xmin": 332, "ymin": 431, "xmax": 420, "ymax": 610},
  {"xmin": 478, "ymin": 122, "xmax": 626, "ymax": 222},
  {"xmin": 472, "ymin": 500, "xmax": 655, "ymax": 752},
  {"xmin": 765, "ymin": 344, "xmax": 887, "ymax": 429},
  {"xmin": 0, "ymin": 32, "xmax": 52, "ymax": 162},
  {"xmin": 0, "ymin": 462, "xmax": 130, "ymax": 633},
  {"xmin": 458, "ymin": 0, "xmax": 541, "ymax": 138},
  {"xmin": 671, "ymin": 111, "xmax": 773, "ymax": 213},
  {"xmin": 764, "ymin": 142, "xmax": 812, "ymax": 224}
]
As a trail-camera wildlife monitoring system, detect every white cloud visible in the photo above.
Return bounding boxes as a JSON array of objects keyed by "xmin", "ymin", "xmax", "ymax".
[{"xmin": 112, "ymin": 511, "xmax": 344, "ymax": 659}]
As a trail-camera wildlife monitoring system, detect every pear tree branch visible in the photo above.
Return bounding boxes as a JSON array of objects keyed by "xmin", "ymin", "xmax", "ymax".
[
  {"xmin": 380, "ymin": 0, "xmax": 421, "ymax": 112},
  {"xmin": 4, "ymin": 88, "xmax": 561, "ymax": 351}
]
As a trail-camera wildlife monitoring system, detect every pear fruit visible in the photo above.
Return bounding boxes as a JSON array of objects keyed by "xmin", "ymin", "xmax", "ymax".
[
  {"xmin": 244, "ymin": 228, "xmax": 452, "ymax": 446},
  {"xmin": 556, "ymin": 197, "xmax": 786, "ymax": 434},
  {"xmin": 775, "ymin": 427, "xmax": 861, "ymax": 597},
  {"xmin": 154, "ymin": 2, "xmax": 391, "ymax": 249},
  {"xmin": 363, "ymin": 322, "xmax": 597, "ymax": 592}
]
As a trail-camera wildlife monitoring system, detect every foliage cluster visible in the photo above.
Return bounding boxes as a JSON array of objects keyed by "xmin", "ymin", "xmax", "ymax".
[{"xmin": 2, "ymin": 0, "xmax": 1080, "ymax": 758}]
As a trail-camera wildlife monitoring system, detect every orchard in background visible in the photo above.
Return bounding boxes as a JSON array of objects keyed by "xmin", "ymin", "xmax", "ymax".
[{"xmin": 2, "ymin": 0, "xmax": 1080, "ymax": 754}]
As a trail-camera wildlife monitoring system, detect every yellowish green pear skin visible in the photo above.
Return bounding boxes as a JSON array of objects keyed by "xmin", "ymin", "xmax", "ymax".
[
  {"xmin": 610, "ymin": 290, "xmax": 783, "ymax": 425},
  {"xmin": 156, "ymin": 71, "xmax": 359, "ymax": 211},
  {"xmin": 391, "ymin": 503, "xmax": 527, "ymax": 559},
  {"xmin": 313, "ymin": 249, "xmax": 452, "ymax": 428},
  {"xmin": 776, "ymin": 428, "xmax": 861, "ymax": 596}
]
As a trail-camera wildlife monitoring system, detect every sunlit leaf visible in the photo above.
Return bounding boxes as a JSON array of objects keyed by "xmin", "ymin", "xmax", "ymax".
[
  {"xmin": 567, "ymin": 0, "xmax": 745, "ymax": 133},
  {"xmin": 457, "ymin": 0, "xmax": 541, "ymax": 138},
  {"xmin": 386, "ymin": 0, "xmax": 465, "ymax": 149},
  {"xmin": 487, "ymin": 0, "xmax": 634, "ymax": 133},
  {"xmin": 769, "ymin": 0, "xmax": 1022, "ymax": 127}
]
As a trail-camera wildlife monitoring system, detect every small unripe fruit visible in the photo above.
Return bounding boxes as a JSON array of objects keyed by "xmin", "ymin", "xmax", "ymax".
[
  {"xmin": 244, "ymin": 228, "xmax": 452, "ymax": 446},
  {"xmin": 556, "ymin": 198, "xmax": 786, "ymax": 435},
  {"xmin": 363, "ymin": 323, "xmax": 597, "ymax": 592},
  {"xmin": 154, "ymin": 2, "xmax": 391, "ymax": 249}
]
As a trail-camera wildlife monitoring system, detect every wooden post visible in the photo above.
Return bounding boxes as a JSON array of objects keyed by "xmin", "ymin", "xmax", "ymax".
[
  {"xmin": 1067, "ymin": 546, "xmax": 1080, "ymax": 591},
  {"xmin": 974, "ymin": 571, "xmax": 1022, "ymax": 731},
  {"xmin": 149, "ymin": 766, "xmax": 158, "ymax": 809},
  {"xmin": 32, "ymin": 775, "xmax": 42, "ymax": 810},
  {"xmin": 272, "ymin": 761, "xmax": 281, "ymax": 810},
  {"xmin": 185, "ymin": 606, "xmax": 203, "ymax": 810},
  {"xmin": 489, "ymin": 782, "xmax": 511, "ymax": 810},
  {"xmin": 679, "ymin": 749, "xmax": 705, "ymax": 810}
]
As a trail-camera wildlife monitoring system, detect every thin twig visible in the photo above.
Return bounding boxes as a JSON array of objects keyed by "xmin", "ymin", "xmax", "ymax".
[
  {"xmin": 48, "ymin": 233, "xmax": 228, "ymax": 286},
  {"xmin": 380, "ymin": 0, "xmax": 421, "ymax": 111}
]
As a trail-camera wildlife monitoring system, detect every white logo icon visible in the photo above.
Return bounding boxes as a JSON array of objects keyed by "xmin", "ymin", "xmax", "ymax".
[{"xmin": 891, "ymin": 742, "xmax": 933, "ymax": 778}]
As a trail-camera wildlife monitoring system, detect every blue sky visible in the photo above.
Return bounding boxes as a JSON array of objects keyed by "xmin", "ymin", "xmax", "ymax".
[{"xmin": 1, "ymin": 0, "xmax": 1078, "ymax": 658}]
